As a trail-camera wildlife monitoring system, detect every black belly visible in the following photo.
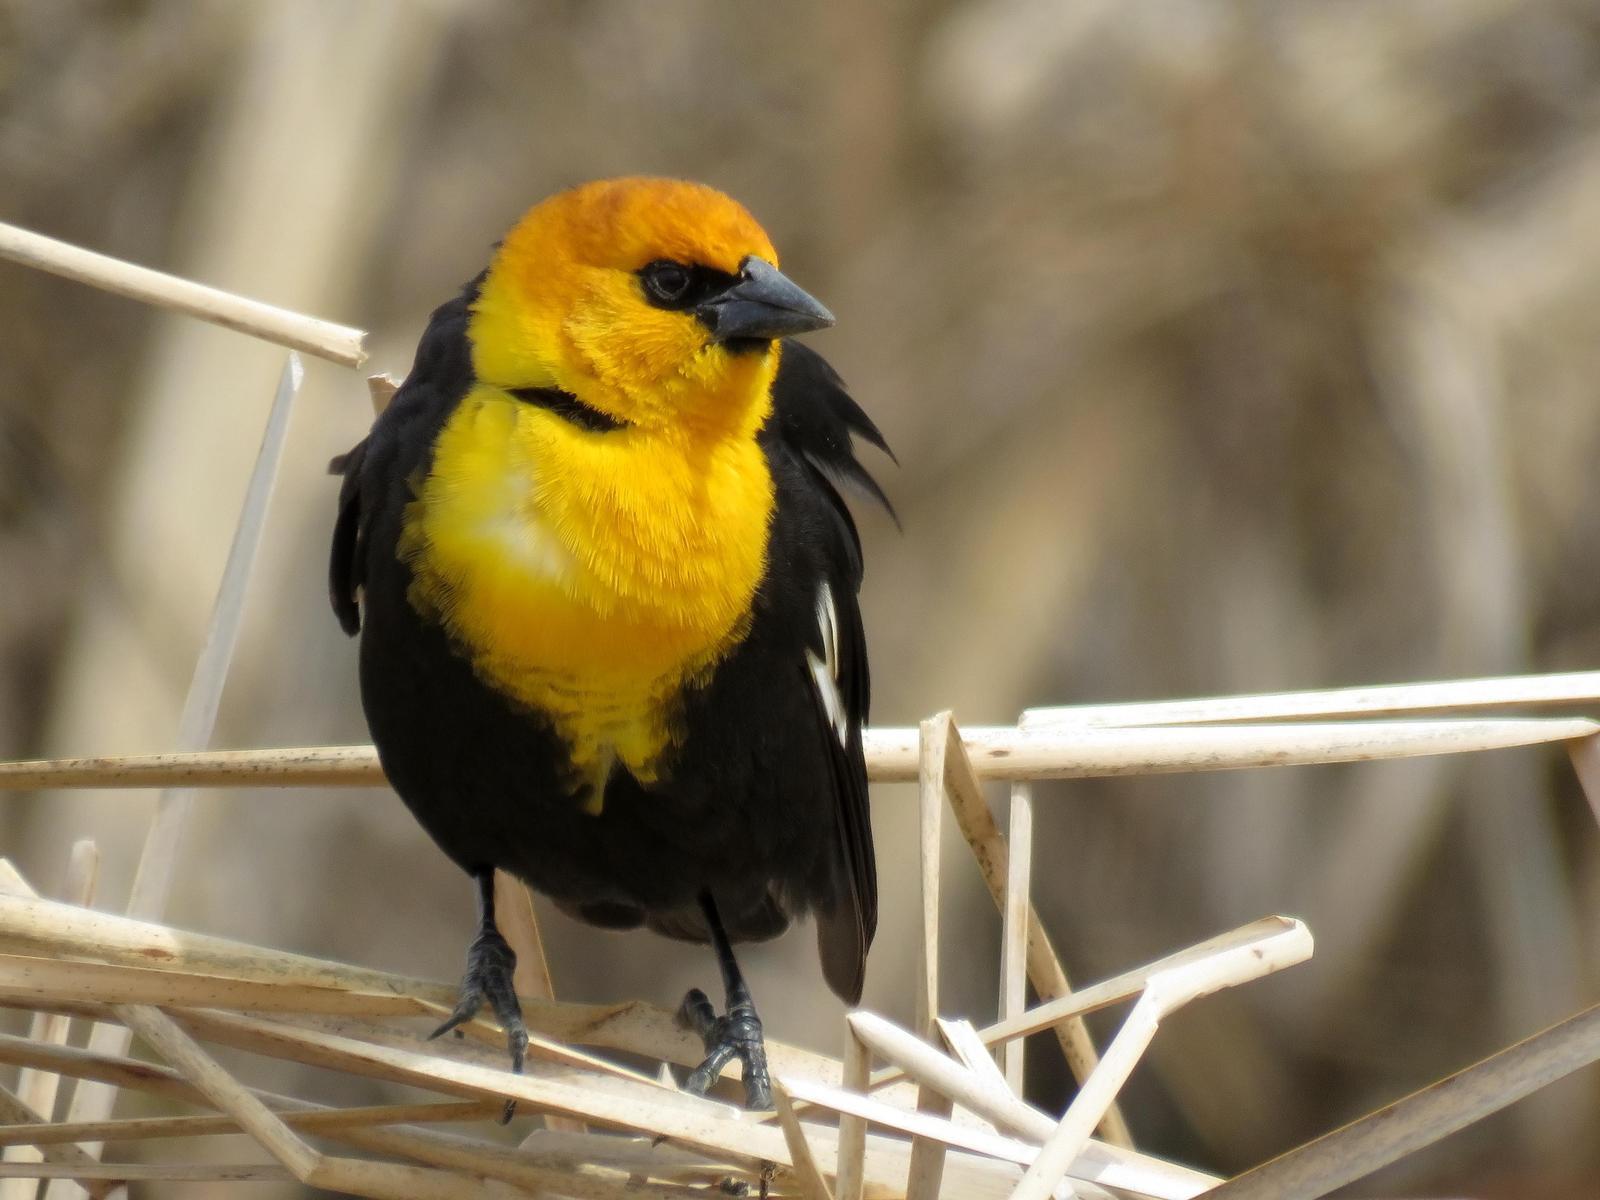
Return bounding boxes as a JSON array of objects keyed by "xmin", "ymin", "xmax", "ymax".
[{"xmin": 357, "ymin": 574, "xmax": 840, "ymax": 944}]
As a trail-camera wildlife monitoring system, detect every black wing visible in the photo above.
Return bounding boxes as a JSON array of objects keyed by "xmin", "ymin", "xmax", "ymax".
[
  {"xmin": 768, "ymin": 340, "xmax": 894, "ymax": 1004},
  {"xmin": 328, "ymin": 274, "xmax": 483, "ymax": 639},
  {"xmin": 328, "ymin": 440, "xmax": 368, "ymax": 636}
]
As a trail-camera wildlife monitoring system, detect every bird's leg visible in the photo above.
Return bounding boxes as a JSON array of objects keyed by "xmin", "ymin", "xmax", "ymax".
[
  {"xmin": 430, "ymin": 869, "xmax": 528, "ymax": 1122},
  {"xmin": 677, "ymin": 892, "xmax": 773, "ymax": 1111}
]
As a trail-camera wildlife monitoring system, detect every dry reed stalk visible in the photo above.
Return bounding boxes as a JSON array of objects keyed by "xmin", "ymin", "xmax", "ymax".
[
  {"xmin": 1021, "ymin": 668, "xmax": 1600, "ymax": 727},
  {"xmin": 904, "ymin": 717, "xmax": 955, "ymax": 1199},
  {"xmin": 916, "ymin": 715, "xmax": 946, "ymax": 1036},
  {"xmin": 0, "ymin": 955, "xmax": 438, "ymax": 1017},
  {"xmin": 367, "ymin": 373, "xmax": 401, "ymax": 415},
  {"xmin": 904, "ymin": 1085, "xmax": 953, "ymax": 1200},
  {"xmin": 0, "ymin": 221, "xmax": 366, "ymax": 367},
  {"xmin": 1566, "ymin": 733, "xmax": 1600, "ymax": 830},
  {"xmin": 834, "ymin": 1026, "xmax": 871, "ymax": 1200},
  {"xmin": 113, "ymin": 1005, "xmax": 319, "ymax": 1179},
  {"xmin": 56, "ymin": 355, "xmax": 307, "ymax": 1192},
  {"xmin": 930, "ymin": 713, "xmax": 1131, "ymax": 1146},
  {"xmin": 781, "ymin": 1073, "xmax": 1041, "ymax": 1167},
  {"xmin": 491, "ymin": 870, "xmax": 586, "ymax": 1133},
  {"xmin": 0, "ymin": 887, "xmax": 859, "ymax": 1092},
  {"xmin": 780, "ymin": 1072, "xmax": 1215, "ymax": 1200},
  {"xmin": 1208, "ymin": 1001, "xmax": 1600, "ymax": 1200},
  {"xmin": 126, "ymin": 354, "xmax": 303, "ymax": 921},
  {"xmin": 936, "ymin": 1018, "xmax": 1010, "ymax": 1096},
  {"xmin": 0, "ymin": 1089, "xmax": 114, "ymax": 1200},
  {"xmin": 976, "ymin": 917, "xmax": 1303, "ymax": 1051},
  {"xmin": 0, "ymin": 1027, "xmax": 700, "ymax": 1200},
  {"xmin": 772, "ymin": 1083, "xmax": 836, "ymax": 1200},
  {"xmin": 145, "ymin": 1008, "xmax": 787, "ymax": 1166},
  {"xmin": 2, "ymin": 840, "xmax": 98, "ymax": 1200},
  {"xmin": 10, "ymin": 713, "xmax": 1593, "ymax": 794},
  {"xmin": 848, "ymin": 1012, "xmax": 1055, "ymax": 1145},
  {"xmin": 0, "ymin": 1165, "xmax": 290, "ymax": 1183},
  {"xmin": 999, "ymin": 782, "xmax": 1032, "ymax": 1093},
  {"xmin": 1008, "ymin": 920, "xmax": 1313, "ymax": 1200},
  {"xmin": 0, "ymin": 1102, "xmax": 496, "ymax": 1147}
]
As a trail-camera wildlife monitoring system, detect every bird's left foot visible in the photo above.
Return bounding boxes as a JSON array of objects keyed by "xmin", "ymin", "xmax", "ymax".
[
  {"xmin": 677, "ymin": 981, "xmax": 773, "ymax": 1111},
  {"xmin": 431, "ymin": 875, "xmax": 528, "ymax": 1123}
]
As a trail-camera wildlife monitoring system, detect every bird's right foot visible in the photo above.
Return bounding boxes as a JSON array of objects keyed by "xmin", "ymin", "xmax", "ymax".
[
  {"xmin": 676, "ymin": 982, "xmax": 773, "ymax": 1111},
  {"xmin": 431, "ymin": 875, "xmax": 528, "ymax": 1123}
]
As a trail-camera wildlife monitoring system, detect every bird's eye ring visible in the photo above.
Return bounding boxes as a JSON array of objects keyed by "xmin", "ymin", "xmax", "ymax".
[{"xmin": 642, "ymin": 260, "xmax": 694, "ymax": 306}]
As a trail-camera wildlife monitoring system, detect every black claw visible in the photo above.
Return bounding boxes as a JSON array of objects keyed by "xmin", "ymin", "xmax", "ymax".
[
  {"xmin": 671, "ymin": 894, "xmax": 775, "ymax": 1111},
  {"xmin": 677, "ymin": 988, "xmax": 718, "ymax": 1039},
  {"xmin": 676, "ymin": 983, "xmax": 773, "ymax": 1110},
  {"xmin": 434, "ymin": 879, "xmax": 528, "ymax": 1123}
]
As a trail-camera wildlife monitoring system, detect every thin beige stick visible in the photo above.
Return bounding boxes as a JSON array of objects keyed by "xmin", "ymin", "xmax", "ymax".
[
  {"xmin": 0, "ymin": 1088, "xmax": 114, "ymax": 1200},
  {"xmin": 302, "ymin": 1154, "xmax": 523, "ymax": 1200},
  {"xmin": 780, "ymin": 1074, "xmax": 1040, "ymax": 1167},
  {"xmin": 999, "ymin": 782, "xmax": 1032, "ymax": 1094},
  {"xmin": 0, "ymin": 1102, "xmax": 496, "ymax": 1148},
  {"xmin": 772, "ymin": 1084, "xmax": 835, "ymax": 1200},
  {"xmin": 5, "ymin": 840, "xmax": 98, "ymax": 1200},
  {"xmin": 833, "ymin": 1026, "xmax": 870, "ymax": 1200},
  {"xmin": 1022, "ymin": 668, "xmax": 1600, "ymax": 728},
  {"xmin": 0, "ymin": 1034, "xmax": 203, "ymax": 1106},
  {"xmin": 787, "ymin": 1073, "xmax": 1215, "ymax": 1200},
  {"xmin": 121, "ymin": 1007, "xmax": 515, "ymax": 1200},
  {"xmin": 1208, "ymin": 1001, "xmax": 1600, "ymax": 1200},
  {"xmin": 1566, "ymin": 733, "xmax": 1600, "ymax": 830},
  {"xmin": 0, "ymin": 1030, "xmax": 1051, "ymax": 1200},
  {"xmin": 260, "ymin": 1011, "xmax": 699, "ymax": 1111},
  {"xmin": 934, "ymin": 714, "xmax": 1131, "ymax": 1146},
  {"xmin": 0, "ymin": 890, "xmax": 849, "ymax": 1086},
  {"xmin": 368, "ymin": 373, "xmax": 401, "ymax": 416},
  {"xmin": 0, "ymin": 1035, "xmax": 687, "ymax": 1200},
  {"xmin": 977, "ymin": 917, "xmax": 1304, "ymax": 1051},
  {"xmin": 328, "ymin": 1120, "xmax": 698, "ymax": 1200},
  {"xmin": 937, "ymin": 1019, "xmax": 1012, "ymax": 1098},
  {"xmin": 151, "ymin": 1008, "xmax": 792, "ymax": 1168},
  {"xmin": 0, "ymin": 954, "xmax": 442, "ymax": 1017},
  {"xmin": 0, "ymin": 891, "xmax": 454, "ymax": 1001},
  {"xmin": 0, "ymin": 221, "xmax": 366, "ymax": 367},
  {"xmin": 127, "ymin": 354, "xmax": 303, "ymax": 921},
  {"xmin": 7, "ymin": 714, "xmax": 1598, "ymax": 790},
  {"xmin": 61, "ymin": 356, "xmax": 308, "ymax": 1185},
  {"xmin": 490, "ymin": 871, "xmax": 588, "ymax": 1132},
  {"xmin": 916, "ymin": 715, "xmax": 946, "ymax": 1035},
  {"xmin": 0, "ymin": 861, "xmax": 33, "ymax": 896},
  {"xmin": 116, "ymin": 1005, "xmax": 318, "ymax": 1179},
  {"xmin": 0, "ymin": 1164, "xmax": 290, "ymax": 1183},
  {"xmin": 904, "ymin": 1086, "xmax": 952, "ymax": 1200},
  {"xmin": 0, "ymin": 745, "xmax": 383, "ymax": 789},
  {"xmin": 849, "ymin": 1012, "xmax": 1055, "ymax": 1144},
  {"xmin": 1008, "ymin": 920, "xmax": 1313, "ymax": 1200},
  {"xmin": 905, "ymin": 716, "xmax": 950, "ymax": 1200},
  {"xmin": 518, "ymin": 1127, "xmax": 732, "ymax": 1177}
]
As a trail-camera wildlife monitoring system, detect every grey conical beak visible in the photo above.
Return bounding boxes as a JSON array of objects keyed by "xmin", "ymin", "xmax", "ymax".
[{"xmin": 695, "ymin": 257, "xmax": 835, "ymax": 344}]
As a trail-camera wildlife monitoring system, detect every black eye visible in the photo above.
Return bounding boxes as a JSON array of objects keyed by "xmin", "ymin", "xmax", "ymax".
[{"xmin": 642, "ymin": 260, "xmax": 694, "ymax": 307}]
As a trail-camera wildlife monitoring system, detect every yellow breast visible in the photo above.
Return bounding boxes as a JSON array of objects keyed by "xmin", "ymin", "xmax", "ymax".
[{"xmin": 399, "ymin": 384, "xmax": 775, "ymax": 797}]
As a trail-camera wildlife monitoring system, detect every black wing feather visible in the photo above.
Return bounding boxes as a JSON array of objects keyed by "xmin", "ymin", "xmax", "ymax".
[
  {"xmin": 769, "ymin": 339, "xmax": 894, "ymax": 1004},
  {"xmin": 774, "ymin": 342, "xmax": 899, "ymax": 528},
  {"xmin": 327, "ymin": 273, "xmax": 483, "ymax": 640},
  {"xmin": 328, "ymin": 440, "xmax": 368, "ymax": 636}
]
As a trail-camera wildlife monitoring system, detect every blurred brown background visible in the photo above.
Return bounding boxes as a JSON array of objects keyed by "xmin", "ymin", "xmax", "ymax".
[{"xmin": 4, "ymin": 1, "xmax": 1600, "ymax": 1196}]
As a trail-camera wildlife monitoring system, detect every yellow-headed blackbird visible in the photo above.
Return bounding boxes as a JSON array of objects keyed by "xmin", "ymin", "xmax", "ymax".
[{"xmin": 329, "ymin": 178, "xmax": 892, "ymax": 1110}]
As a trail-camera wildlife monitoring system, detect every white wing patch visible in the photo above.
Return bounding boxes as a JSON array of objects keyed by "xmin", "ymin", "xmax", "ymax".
[{"xmin": 807, "ymin": 581, "xmax": 850, "ymax": 746}]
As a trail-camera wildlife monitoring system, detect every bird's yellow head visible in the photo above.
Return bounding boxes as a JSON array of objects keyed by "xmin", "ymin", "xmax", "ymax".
[{"xmin": 468, "ymin": 177, "xmax": 833, "ymax": 435}]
